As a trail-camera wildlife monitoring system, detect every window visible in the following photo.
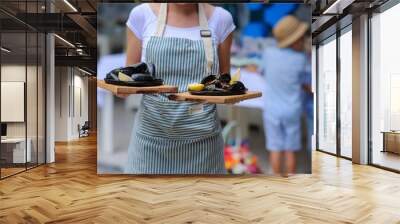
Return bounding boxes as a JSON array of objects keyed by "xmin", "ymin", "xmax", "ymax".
[
  {"xmin": 371, "ymin": 2, "xmax": 400, "ymax": 171},
  {"xmin": 317, "ymin": 36, "xmax": 337, "ymax": 154},
  {"xmin": 339, "ymin": 28, "xmax": 352, "ymax": 158},
  {"xmin": 0, "ymin": 1, "xmax": 47, "ymax": 179}
]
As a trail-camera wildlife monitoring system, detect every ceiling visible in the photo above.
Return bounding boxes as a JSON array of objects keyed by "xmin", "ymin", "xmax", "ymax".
[
  {"xmin": 310, "ymin": 0, "xmax": 390, "ymax": 42},
  {"xmin": 1, "ymin": 0, "xmax": 394, "ymax": 74},
  {"xmin": 0, "ymin": 0, "xmax": 98, "ymax": 73}
]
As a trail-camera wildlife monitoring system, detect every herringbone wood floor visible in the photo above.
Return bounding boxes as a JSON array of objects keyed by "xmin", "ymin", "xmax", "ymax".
[{"xmin": 0, "ymin": 135, "xmax": 400, "ymax": 224}]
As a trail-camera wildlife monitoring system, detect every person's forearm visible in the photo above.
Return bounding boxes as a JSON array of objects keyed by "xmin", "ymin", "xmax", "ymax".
[
  {"xmin": 126, "ymin": 28, "xmax": 142, "ymax": 66},
  {"xmin": 218, "ymin": 33, "xmax": 233, "ymax": 74}
]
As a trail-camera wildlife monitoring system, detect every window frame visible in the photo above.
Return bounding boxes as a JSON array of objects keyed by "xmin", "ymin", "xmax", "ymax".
[{"xmin": 315, "ymin": 22, "xmax": 353, "ymax": 160}]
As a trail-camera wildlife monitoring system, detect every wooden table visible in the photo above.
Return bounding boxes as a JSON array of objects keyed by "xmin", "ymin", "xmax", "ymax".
[
  {"xmin": 97, "ymin": 80, "xmax": 178, "ymax": 95},
  {"xmin": 170, "ymin": 91, "xmax": 262, "ymax": 104},
  {"xmin": 381, "ymin": 131, "xmax": 400, "ymax": 154}
]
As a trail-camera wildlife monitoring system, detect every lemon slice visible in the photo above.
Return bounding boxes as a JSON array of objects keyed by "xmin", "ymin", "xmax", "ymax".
[
  {"xmin": 118, "ymin": 72, "xmax": 133, "ymax": 82},
  {"xmin": 188, "ymin": 83, "xmax": 205, "ymax": 91},
  {"xmin": 230, "ymin": 68, "xmax": 241, "ymax": 85}
]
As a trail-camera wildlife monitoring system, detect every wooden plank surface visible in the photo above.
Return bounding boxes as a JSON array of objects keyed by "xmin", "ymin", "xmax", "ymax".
[
  {"xmin": 97, "ymin": 80, "xmax": 178, "ymax": 94},
  {"xmin": 1, "ymin": 135, "xmax": 400, "ymax": 223},
  {"xmin": 170, "ymin": 91, "xmax": 262, "ymax": 104}
]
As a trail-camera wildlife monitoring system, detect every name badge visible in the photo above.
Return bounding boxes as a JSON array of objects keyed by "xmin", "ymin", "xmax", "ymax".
[{"xmin": 188, "ymin": 104, "xmax": 204, "ymax": 115}]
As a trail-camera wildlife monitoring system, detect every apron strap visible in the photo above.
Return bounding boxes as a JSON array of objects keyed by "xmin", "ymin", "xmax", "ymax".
[
  {"xmin": 155, "ymin": 3, "xmax": 214, "ymax": 75},
  {"xmin": 198, "ymin": 3, "xmax": 214, "ymax": 75},
  {"xmin": 155, "ymin": 3, "xmax": 168, "ymax": 37}
]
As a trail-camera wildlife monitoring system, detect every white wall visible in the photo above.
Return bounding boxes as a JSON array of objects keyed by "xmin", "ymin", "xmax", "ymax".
[
  {"xmin": 55, "ymin": 67, "xmax": 68, "ymax": 141},
  {"xmin": 54, "ymin": 67, "xmax": 89, "ymax": 141},
  {"xmin": 1, "ymin": 65, "xmax": 34, "ymax": 138}
]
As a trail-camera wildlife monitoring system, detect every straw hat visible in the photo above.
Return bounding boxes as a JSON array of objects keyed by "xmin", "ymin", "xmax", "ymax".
[{"xmin": 273, "ymin": 15, "xmax": 309, "ymax": 48}]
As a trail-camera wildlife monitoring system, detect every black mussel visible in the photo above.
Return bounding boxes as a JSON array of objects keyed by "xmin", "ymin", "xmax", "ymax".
[
  {"xmin": 218, "ymin": 73, "xmax": 231, "ymax": 84},
  {"xmin": 201, "ymin": 75, "xmax": 217, "ymax": 85},
  {"xmin": 117, "ymin": 62, "xmax": 155, "ymax": 76},
  {"xmin": 230, "ymin": 81, "xmax": 247, "ymax": 93},
  {"xmin": 131, "ymin": 74, "xmax": 154, "ymax": 82}
]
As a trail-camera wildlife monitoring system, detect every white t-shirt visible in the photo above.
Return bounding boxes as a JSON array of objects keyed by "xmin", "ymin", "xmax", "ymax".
[{"xmin": 126, "ymin": 3, "xmax": 236, "ymax": 62}]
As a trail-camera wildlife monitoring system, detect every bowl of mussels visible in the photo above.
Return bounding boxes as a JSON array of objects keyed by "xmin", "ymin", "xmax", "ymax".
[
  {"xmin": 104, "ymin": 62, "xmax": 163, "ymax": 87},
  {"xmin": 188, "ymin": 70, "xmax": 247, "ymax": 96}
]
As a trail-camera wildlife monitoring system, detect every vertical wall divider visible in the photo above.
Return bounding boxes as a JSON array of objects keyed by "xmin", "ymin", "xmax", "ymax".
[
  {"xmin": 69, "ymin": 68, "xmax": 71, "ymax": 118},
  {"xmin": 44, "ymin": 29, "xmax": 47, "ymax": 164},
  {"xmin": 73, "ymin": 68, "xmax": 75, "ymax": 118},
  {"xmin": 80, "ymin": 88, "xmax": 82, "ymax": 117},
  {"xmin": 25, "ymin": 0, "xmax": 28, "ymax": 171},
  {"xmin": 60, "ymin": 67, "xmax": 62, "ymax": 117},
  {"xmin": 315, "ymin": 44, "xmax": 320, "ymax": 151},
  {"xmin": 36, "ymin": 0, "xmax": 39, "ymax": 168},
  {"xmin": 352, "ymin": 14, "xmax": 369, "ymax": 164},
  {"xmin": 336, "ymin": 23, "xmax": 342, "ymax": 157},
  {"xmin": 44, "ymin": 0, "xmax": 48, "ymax": 165},
  {"xmin": 367, "ymin": 11, "xmax": 373, "ymax": 165}
]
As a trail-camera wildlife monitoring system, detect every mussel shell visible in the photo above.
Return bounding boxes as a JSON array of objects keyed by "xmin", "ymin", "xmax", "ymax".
[
  {"xmin": 116, "ymin": 62, "xmax": 153, "ymax": 76},
  {"xmin": 131, "ymin": 74, "xmax": 154, "ymax": 82},
  {"xmin": 201, "ymin": 75, "xmax": 217, "ymax": 85},
  {"xmin": 218, "ymin": 73, "xmax": 231, "ymax": 84},
  {"xmin": 230, "ymin": 81, "xmax": 247, "ymax": 92}
]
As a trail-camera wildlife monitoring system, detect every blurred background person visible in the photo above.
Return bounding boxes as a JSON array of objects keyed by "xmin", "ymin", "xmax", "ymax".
[{"xmin": 262, "ymin": 15, "xmax": 309, "ymax": 175}]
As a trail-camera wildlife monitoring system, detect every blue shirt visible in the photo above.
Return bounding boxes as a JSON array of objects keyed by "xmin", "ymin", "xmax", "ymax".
[{"xmin": 262, "ymin": 47, "xmax": 307, "ymax": 120}]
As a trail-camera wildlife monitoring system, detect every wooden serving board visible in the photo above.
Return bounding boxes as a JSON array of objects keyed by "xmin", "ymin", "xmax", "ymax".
[
  {"xmin": 97, "ymin": 80, "xmax": 178, "ymax": 94},
  {"xmin": 170, "ymin": 91, "xmax": 262, "ymax": 104}
]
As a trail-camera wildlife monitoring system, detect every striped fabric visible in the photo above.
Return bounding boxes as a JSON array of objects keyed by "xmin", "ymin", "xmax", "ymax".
[
  {"xmin": 125, "ymin": 36, "xmax": 226, "ymax": 174},
  {"xmin": 138, "ymin": 37, "xmax": 220, "ymax": 139},
  {"xmin": 129, "ymin": 132, "xmax": 225, "ymax": 174}
]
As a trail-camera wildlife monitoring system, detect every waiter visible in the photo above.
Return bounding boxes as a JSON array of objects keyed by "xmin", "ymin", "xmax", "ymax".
[{"xmin": 123, "ymin": 3, "xmax": 235, "ymax": 174}]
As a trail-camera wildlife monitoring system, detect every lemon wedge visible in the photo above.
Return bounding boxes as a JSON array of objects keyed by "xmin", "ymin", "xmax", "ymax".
[
  {"xmin": 230, "ymin": 68, "xmax": 241, "ymax": 85},
  {"xmin": 188, "ymin": 83, "xmax": 205, "ymax": 91},
  {"xmin": 118, "ymin": 72, "xmax": 133, "ymax": 82}
]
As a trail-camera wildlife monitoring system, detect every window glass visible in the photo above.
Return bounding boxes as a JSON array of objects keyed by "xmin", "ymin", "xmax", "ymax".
[
  {"xmin": 1, "ymin": 28, "xmax": 28, "ymax": 178},
  {"xmin": 38, "ymin": 32, "xmax": 46, "ymax": 165},
  {"xmin": 318, "ymin": 37, "xmax": 337, "ymax": 154},
  {"xmin": 27, "ymin": 31, "xmax": 38, "ymax": 169},
  {"xmin": 339, "ymin": 29, "xmax": 352, "ymax": 158},
  {"xmin": 371, "ymin": 3, "xmax": 400, "ymax": 171},
  {"xmin": 0, "ymin": 1, "xmax": 46, "ymax": 179}
]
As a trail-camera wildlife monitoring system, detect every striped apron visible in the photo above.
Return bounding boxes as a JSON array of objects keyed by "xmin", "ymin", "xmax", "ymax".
[{"xmin": 125, "ymin": 3, "xmax": 226, "ymax": 174}]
